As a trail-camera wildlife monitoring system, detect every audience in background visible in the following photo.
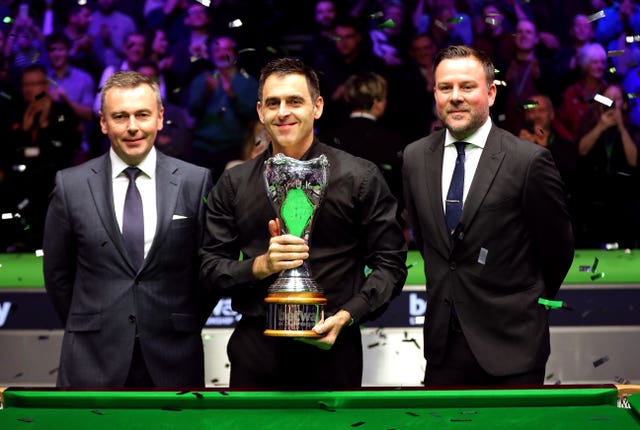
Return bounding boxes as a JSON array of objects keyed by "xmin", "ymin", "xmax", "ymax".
[
  {"xmin": 187, "ymin": 35, "xmax": 258, "ymax": 181},
  {"xmin": 88, "ymin": 0, "xmax": 138, "ymax": 69},
  {"xmin": 132, "ymin": 58, "xmax": 193, "ymax": 160},
  {"xmin": 3, "ymin": 64, "xmax": 81, "ymax": 250},
  {"xmin": 556, "ymin": 42, "xmax": 609, "ymax": 142},
  {"xmin": 322, "ymin": 71, "xmax": 407, "ymax": 219},
  {"xmin": 0, "ymin": 0, "xmax": 639, "ymax": 251},
  {"xmin": 575, "ymin": 82, "xmax": 639, "ymax": 248}
]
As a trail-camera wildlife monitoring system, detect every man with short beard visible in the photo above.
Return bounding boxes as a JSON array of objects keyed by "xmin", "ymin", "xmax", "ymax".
[{"xmin": 403, "ymin": 46, "xmax": 574, "ymax": 386}]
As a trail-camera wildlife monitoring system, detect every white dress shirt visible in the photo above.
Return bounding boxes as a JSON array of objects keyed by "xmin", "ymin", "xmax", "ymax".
[
  {"xmin": 110, "ymin": 147, "xmax": 158, "ymax": 259},
  {"xmin": 441, "ymin": 117, "xmax": 492, "ymax": 212}
]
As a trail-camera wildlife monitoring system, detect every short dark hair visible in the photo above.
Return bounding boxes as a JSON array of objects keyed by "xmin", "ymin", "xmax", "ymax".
[
  {"xmin": 21, "ymin": 64, "xmax": 48, "ymax": 79},
  {"xmin": 45, "ymin": 33, "xmax": 71, "ymax": 51},
  {"xmin": 100, "ymin": 71, "xmax": 162, "ymax": 113},
  {"xmin": 434, "ymin": 45, "xmax": 495, "ymax": 87},
  {"xmin": 258, "ymin": 57, "xmax": 321, "ymax": 102}
]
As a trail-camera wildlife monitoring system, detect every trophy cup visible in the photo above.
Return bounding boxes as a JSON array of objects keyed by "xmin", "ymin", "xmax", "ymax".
[{"xmin": 263, "ymin": 153, "xmax": 329, "ymax": 337}]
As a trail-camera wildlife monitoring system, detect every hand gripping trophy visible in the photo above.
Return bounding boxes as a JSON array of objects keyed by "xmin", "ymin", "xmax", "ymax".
[{"xmin": 263, "ymin": 153, "xmax": 329, "ymax": 337}]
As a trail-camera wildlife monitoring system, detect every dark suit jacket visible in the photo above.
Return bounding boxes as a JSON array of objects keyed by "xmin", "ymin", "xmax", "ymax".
[
  {"xmin": 403, "ymin": 125, "xmax": 574, "ymax": 376},
  {"xmin": 43, "ymin": 151, "xmax": 214, "ymax": 387},
  {"xmin": 323, "ymin": 116, "xmax": 406, "ymax": 208}
]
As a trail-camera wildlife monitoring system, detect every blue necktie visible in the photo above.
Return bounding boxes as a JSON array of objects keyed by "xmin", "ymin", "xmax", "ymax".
[
  {"xmin": 123, "ymin": 167, "xmax": 144, "ymax": 269},
  {"xmin": 445, "ymin": 142, "xmax": 466, "ymax": 236}
]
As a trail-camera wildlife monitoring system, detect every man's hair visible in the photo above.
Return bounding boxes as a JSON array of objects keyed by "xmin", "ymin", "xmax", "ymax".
[
  {"xmin": 21, "ymin": 64, "xmax": 48, "ymax": 80},
  {"xmin": 344, "ymin": 72, "xmax": 387, "ymax": 111},
  {"xmin": 434, "ymin": 45, "xmax": 495, "ymax": 86},
  {"xmin": 258, "ymin": 57, "xmax": 321, "ymax": 102},
  {"xmin": 45, "ymin": 33, "xmax": 71, "ymax": 51},
  {"xmin": 131, "ymin": 58, "xmax": 160, "ymax": 76},
  {"xmin": 100, "ymin": 71, "xmax": 162, "ymax": 113}
]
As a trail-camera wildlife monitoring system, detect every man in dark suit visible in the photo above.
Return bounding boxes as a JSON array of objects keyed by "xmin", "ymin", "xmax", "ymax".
[
  {"xmin": 403, "ymin": 46, "xmax": 574, "ymax": 386},
  {"xmin": 322, "ymin": 72, "xmax": 407, "ymax": 218},
  {"xmin": 43, "ymin": 71, "xmax": 215, "ymax": 388}
]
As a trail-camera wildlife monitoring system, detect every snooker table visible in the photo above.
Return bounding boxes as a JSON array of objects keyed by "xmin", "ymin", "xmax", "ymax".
[{"xmin": 1, "ymin": 386, "xmax": 639, "ymax": 429}]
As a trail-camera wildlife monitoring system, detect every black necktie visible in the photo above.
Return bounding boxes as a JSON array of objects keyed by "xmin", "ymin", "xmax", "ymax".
[
  {"xmin": 445, "ymin": 142, "xmax": 466, "ymax": 235},
  {"xmin": 123, "ymin": 167, "xmax": 144, "ymax": 269}
]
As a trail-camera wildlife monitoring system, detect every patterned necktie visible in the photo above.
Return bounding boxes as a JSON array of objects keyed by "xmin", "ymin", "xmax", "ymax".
[
  {"xmin": 445, "ymin": 142, "xmax": 466, "ymax": 236},
  {"xmin": 122, "ymin": 167, "xmax": 144, "ymax": 269}
]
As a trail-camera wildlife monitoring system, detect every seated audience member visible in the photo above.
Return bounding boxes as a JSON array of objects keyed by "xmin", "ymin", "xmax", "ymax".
[
  {"xmin": 312, "ymin": 16, "xmax": 386, "ymax": 133},
  {"xmin": 574, "ymin": 82, "xmax": 639, "ymax": 248},
  {"xmin": 322, "ymin": 72, "xmax": 407, "ymax": 219},
  {"xmin": 166, "ymin": 1, "xmax": 213, "ymax": 106},
  {"xmin": 554, "ymin": 14, "xmax": 595, "ymax": 93},
  {"xmin": 93, "ymin": 32, "xmax": 148, "ymax": 115},
  {"xmin": 61, "ymin": 4, "xmax": 103, "ymax": 83},
  {"xmin": 556, "ymin": 43, "xmax": 609, "ymax": 142},
  {"xmin": 187, "ymin": 35, "xmax": 258, "ymax": 181},
  {"xmin": 415, "ymin": 0, "xmax": 473, "ymax": 46},
  {"xmin": 145, "ymin": 28, "xmax": 178, "ymax": 102},
  {"xmin": 88, "ymin": 0, "xmax": 137, "ymax": 69},
  {"xmin": 132, "ymin": 59, "xmax": 193, "ymax": 161},
  {"xmin": 46, "ymin": 33, "xmax": 96, "ymax": 161},
  {"xmin": 391, "ymin": 33, "xmax": 438, "ymax": 141},
  {"xmin": 472, "ymin": 2, "xmax": 516, "ymax": 77},
  {"xmin": 3, "ymin": 64, "xmax": 81, "ymax": 250},
  {"xmin": 424, "ymin": 3, "xmax": 466, "ymax": 51},
  {"xmin": 500, "ymin": 19, "xmax": 555, "ymax": 134},
  {"xmin": 4, "ymin": 13, "xmax": 45, "ymax": 81},
  {"xmin": 518, "ymin": 94, "xmax": 578, "ymax": 206},
  {"xmin": 301, "ymin": 0, "xmax": 340, "ymax": 65},
  {"xmin": 369, "ymin": 0, "xmax": 414, "ymax": 67},
  {"xmin": 594, "ymin": 0, "xmax": 640, "ymax": 47}
]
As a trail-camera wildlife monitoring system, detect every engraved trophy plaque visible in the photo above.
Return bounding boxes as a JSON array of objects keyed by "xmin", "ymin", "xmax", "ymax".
[{"xmin": 263, "ymin": 153, "xmax": 329, "ymax": 337}]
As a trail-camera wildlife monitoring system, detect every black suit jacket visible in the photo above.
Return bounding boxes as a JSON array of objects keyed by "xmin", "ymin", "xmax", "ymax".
[
  {"xmin": 403, "ymin": 125, "xmax": 574, "ymax": 376},
  {"xmin": 43, "ymin": 151, "xmax": 214, "ymax": 387}
]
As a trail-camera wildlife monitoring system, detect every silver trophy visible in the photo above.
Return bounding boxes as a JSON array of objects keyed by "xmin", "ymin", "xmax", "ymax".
[{"xmin": 263, "ymin": 153, "xmax": 329, "ymax": 337}]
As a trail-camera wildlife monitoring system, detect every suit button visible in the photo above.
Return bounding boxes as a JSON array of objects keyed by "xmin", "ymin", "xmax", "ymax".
[
  {"xmin": 128, "ymin": 314, "xmax": 136, "ymax": 323},
  {"xmin": 449, "ymin": 262, "xmax": 456, "ymax": 270}
]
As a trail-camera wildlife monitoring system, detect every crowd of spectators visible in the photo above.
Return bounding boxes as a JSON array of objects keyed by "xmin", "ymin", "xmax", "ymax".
[{"xmin": 0, "ymin": 0, "xmax": 639, "ymax": 251}]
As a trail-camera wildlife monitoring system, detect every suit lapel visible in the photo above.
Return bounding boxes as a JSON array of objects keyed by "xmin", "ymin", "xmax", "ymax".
[
  {"xmin": 145, "ymin": 152, "xmax": 180, "ymax": 266},
  {"xmin": 424, "ymin": 135, "xmax": 452, "ymax": 253},
  {"xmin": 460, "ymin": 125, "xmax": 505, "ymax": 233},
  {"xmin": 87, "ymin": 154, "xmax": 131, "ymax": 265}
]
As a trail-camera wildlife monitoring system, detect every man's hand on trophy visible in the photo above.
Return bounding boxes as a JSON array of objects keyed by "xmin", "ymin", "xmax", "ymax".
[
  {"xmin": 252, "ymin": 219, "xmax": 310, "ymax": 280},
  {"xmin": 297, "ymin": 310, "xmax": 353, "ymax": 350}
]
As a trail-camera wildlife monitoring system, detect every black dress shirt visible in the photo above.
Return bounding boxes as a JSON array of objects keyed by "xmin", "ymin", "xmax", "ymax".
[{"xmin": 200, "ymin": 140, "xmax": 408, "ymax": 324}]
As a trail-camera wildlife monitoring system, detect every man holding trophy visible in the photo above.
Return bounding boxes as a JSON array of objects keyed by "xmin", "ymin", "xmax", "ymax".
[{"xmin": 200, "ymin": 58, "xmax": 407, "ymax": 389}]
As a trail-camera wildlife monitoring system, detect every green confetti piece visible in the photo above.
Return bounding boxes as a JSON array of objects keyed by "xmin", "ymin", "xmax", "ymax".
[
  {"xmin": 266, "ymin": 46, "xmax": 278, "ymax": 54},
  {"xmin": 202, "ymin": 196, "xmax": 208, "ymax": 203},
  {"xmin": 447, "ymin": 16, "xmax": 464, "ymax": 23},
  {"xmin": 378, "ymin": 19, "xmax": 395, "ymax": 29},
  {"xmin": 538, "ymin": 298, "xmax": 563, "ymax": 310},
  {"xmin": 3, "ymin": 16, "xmax": 12, "ymax": 24}
]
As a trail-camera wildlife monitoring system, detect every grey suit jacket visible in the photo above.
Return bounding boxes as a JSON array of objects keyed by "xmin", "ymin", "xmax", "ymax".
[
  {"xmin": 403, "ymin": 125, "xmax": 574, "ymax": 376},
  {"xmin": 43, "ymin": 151, "xmax": 214, "ymax": 387}
]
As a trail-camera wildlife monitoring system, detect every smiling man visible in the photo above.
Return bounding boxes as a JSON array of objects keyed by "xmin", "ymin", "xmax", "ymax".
[
  {"xmin": 402, "ymin": 46, "xmax": 574, "ymax": 386},
  {"xmin": 200, "ymin": 58, "xmax": 407, "ymax": 390},
  {"xmin": 43, "ymin": 71, "xmax": 215, "ymax": 388}
]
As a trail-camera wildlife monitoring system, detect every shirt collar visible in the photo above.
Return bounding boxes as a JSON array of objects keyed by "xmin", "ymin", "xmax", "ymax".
[
  {"xmin": 110, "ymin": 146, "xmax": 157, "ymax": 179},
  {"xmin": 350, "ymin": 112, "xmax": 377, "ymax": 121},
  {"xmin": 444, "ymin": 116, "xmax": 492, "ymax": 149}
]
